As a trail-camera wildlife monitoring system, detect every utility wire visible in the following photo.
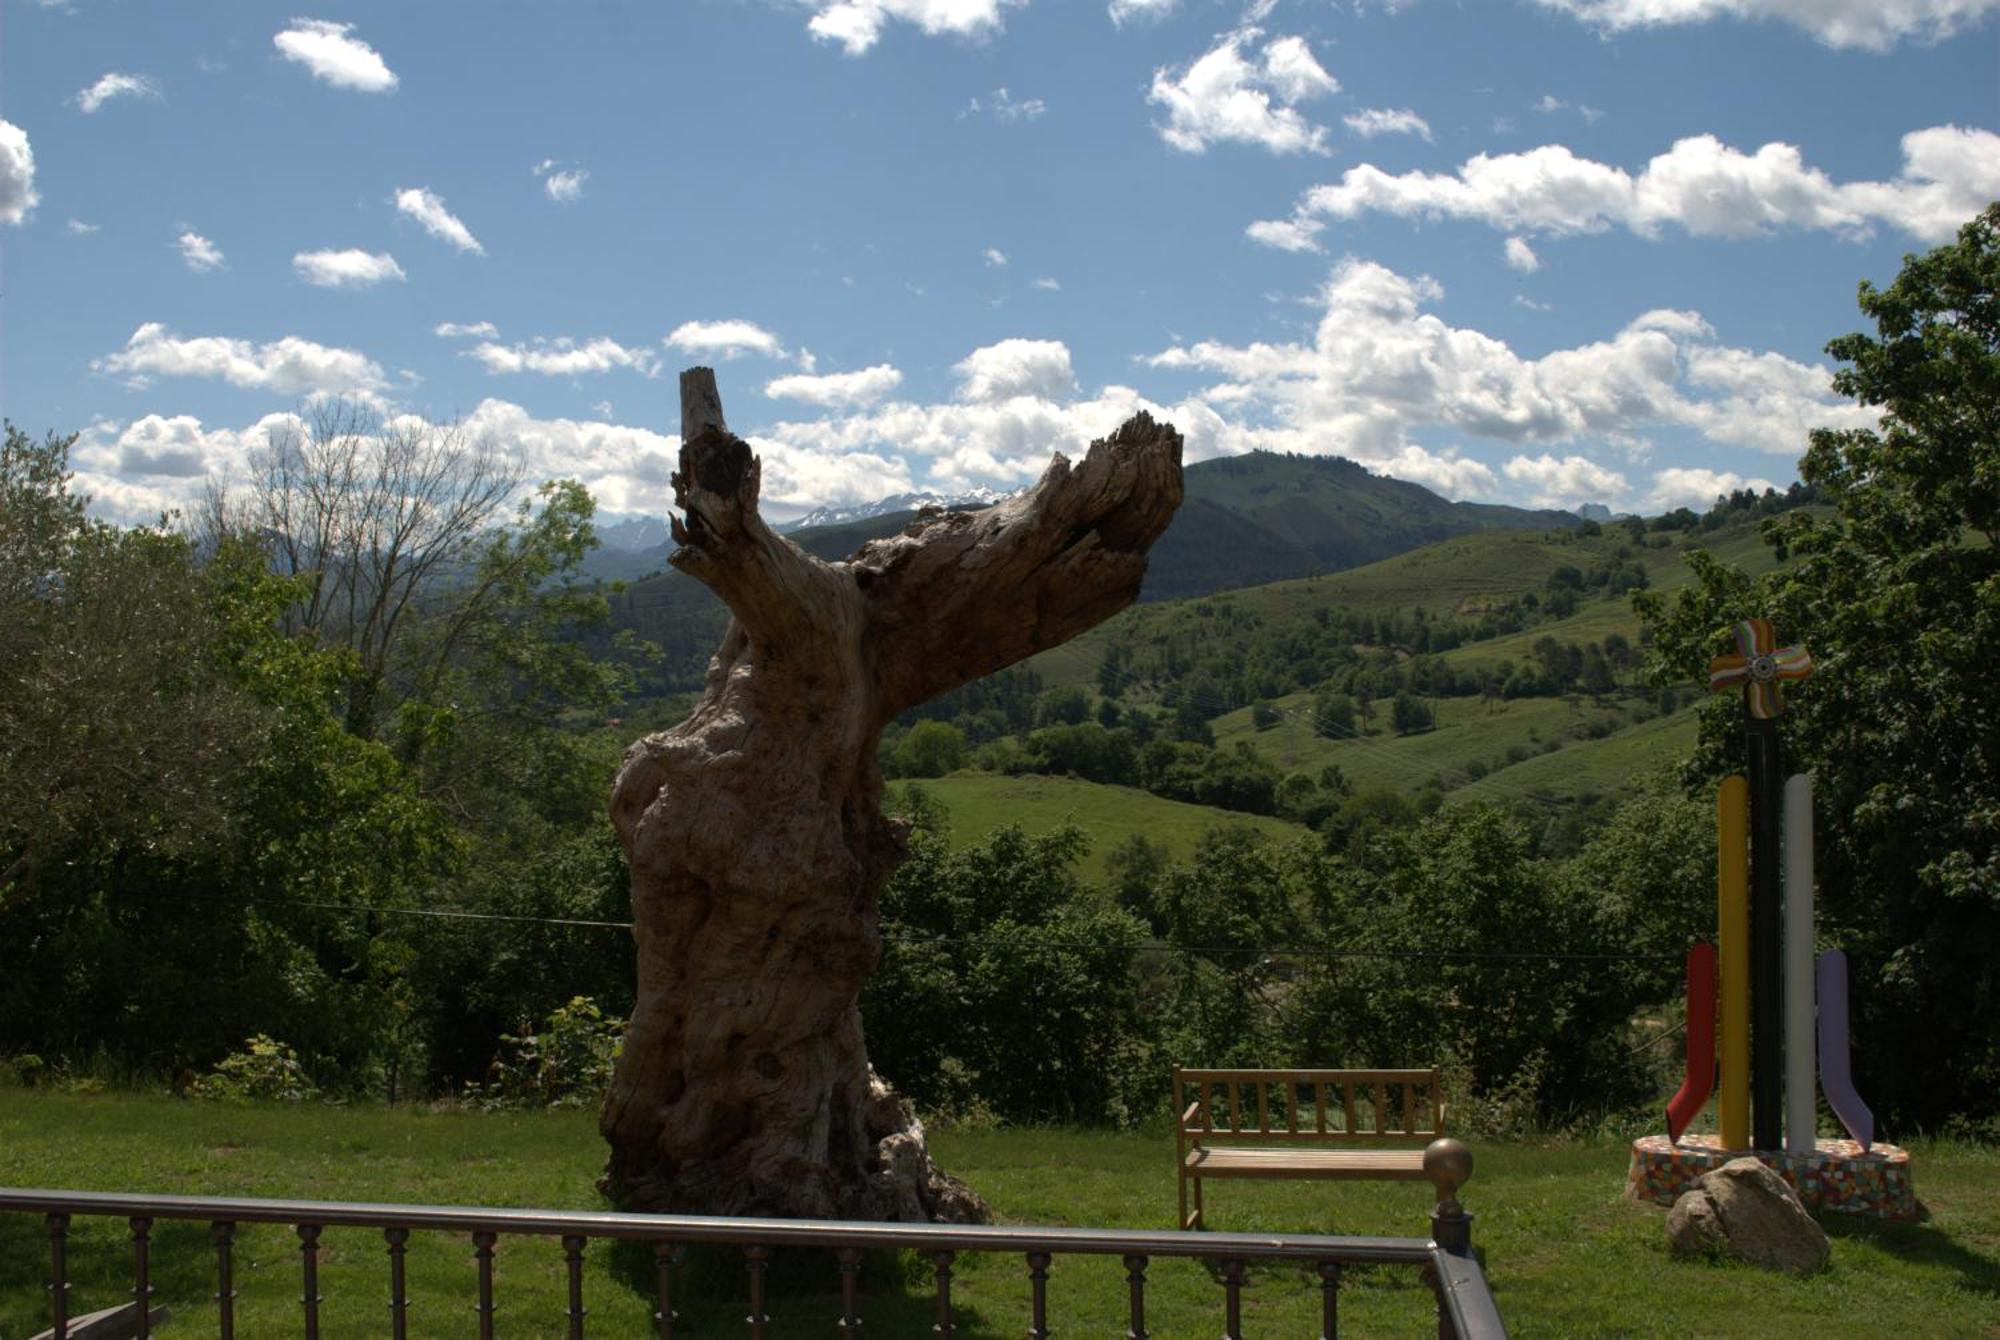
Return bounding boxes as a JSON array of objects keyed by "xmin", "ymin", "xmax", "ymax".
[{"xmin": 158, "ymin": 889, "xmax": 1682, "ymax": 963}]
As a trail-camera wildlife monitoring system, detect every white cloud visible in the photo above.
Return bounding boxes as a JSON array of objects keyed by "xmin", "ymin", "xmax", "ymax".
[
  {"xmin": 1145, "ymin": 257, "xmax": 1874, "ymax": 501},
  {"xmin": 435, "ymin": 321, "xmax": 499, "ymax": 339},
  {"xmin": 1530, "ymin": 0, "xmax": 2000, "ymax": 52},
  {"xmin": 803, "ymin": 0, "xmax": 1021, "ymax": 55},
  {"xmin": 666, "ymin": 319, "xmax": 786, "ymax": 360},
  {"xmin": 1343, "ymin": 107, "xmax": 1432, "ymax": 140},
  {"xmin": 1249, "ymin": 124, "xmax": 2000, "ymax": 250},
  {"xmin": 177, "ymin": 230, "xmax": 224, "ymax": 271},
  {"xmin": 966, "ymin": 87, "xmax": 1047, "ymax": 122},
  {"xmin": 469, "ymin": 336, "xmax": 660, "ymax": 377},
  {"xmin": 292, "ymin": 248, "xmax": 405, "ymax": 288},
  {"xmin": 273, "ymin": 19, "xmax": 398, "ymax": 92},
  {"xmin": 984, "ymin": 247, "xmax": 1009, "ymax": 267},
  {"xmin": 534, "ymin": 160, "xmax": 589, "ymax": 203},
  {"xmin": 954, "ymin": 338, "xmax": 1076, "ymax": 402},
  {"xmin": 69, "ymin": 412, "xmax": 313, "ymax": 523},
  {"xmin": 394, "ymin": 187, "xmax": 484, "ymax": 254},
  {"xmin": 1504, "ymin": 235, "xmax": 1541, "ymax": 272},
  {"xmin": 94, "ymin": 323, "xmax": 386, "ymax": 396},
  {"xmin": 1110, "ymin": 0, "xmax": 1178, "ymax": 25},
  {"xmin": 68, "ymin": 218, "xmax": 100, "ymax": 235},
  {"xmin": 1149, "ymin": 29, "xmax": 1339, "ymax": 155},
  {"xmin": 74, "ymin": 72, "xmax": 161, "ymax": 113},
  {"xmin": 1502, "ymin": 453, "xmax": 1629, "ymax": 508},
  {"xmin": 1032, "ymin": 276, "xmax": 1062, "ymax": 291},
  {"xmin": 0, "ymin": 121, "xmax": 37, "ymax": 225},
  {"xmin": 1645, "ymin": 465, "xmax": 1780, "ymax": 511},
  {"xmin": 765, "ymin": 364, "xmax": 905, "ymax": 407}
]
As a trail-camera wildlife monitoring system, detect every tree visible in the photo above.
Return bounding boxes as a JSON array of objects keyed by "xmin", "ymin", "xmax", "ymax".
[
  {"xmin": 601, "ymin": 371, "xmax": 1182, "ymax": 1219},
  {"xmin": 891, "ymin": 719, "xmax": 968, "ymax": 778},
  {"xmin": 1391, "ymin": 691, "xmax": 1434, "ymax": 735},
  {"xmin": 1637, "ymin": 204, "xmax": 2000, "ymax": 1129},
  {"xmin": 205, "ymin": 398, "xmax": 521, "ymax": 739}
]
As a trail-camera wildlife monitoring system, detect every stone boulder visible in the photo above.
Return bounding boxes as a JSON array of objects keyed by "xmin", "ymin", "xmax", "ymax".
[{"xmin": 1666, "ymin": 1156, "xmax": 1830, "ymax": 1276}]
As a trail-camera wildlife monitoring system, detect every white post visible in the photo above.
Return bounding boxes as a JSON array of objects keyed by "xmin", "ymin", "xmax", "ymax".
[{"xmin": 1784, "ymin": 773, "xmax": 1817, "ymax": 1155}]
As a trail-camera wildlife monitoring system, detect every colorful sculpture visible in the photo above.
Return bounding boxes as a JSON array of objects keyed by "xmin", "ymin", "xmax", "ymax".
[
  {"xmin": 1661, "ymin": 618, "xmax": 1874, "ymax": 1151},
  {"xmin": 1631, "ymin": 618, "xmax": 1909, "ymax": 1219}
]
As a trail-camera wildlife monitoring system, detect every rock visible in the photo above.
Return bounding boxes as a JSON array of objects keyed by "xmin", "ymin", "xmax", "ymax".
[{"xmin": 1666, "ymin": 1156, "xmax": 1830, "ymax": 1276}]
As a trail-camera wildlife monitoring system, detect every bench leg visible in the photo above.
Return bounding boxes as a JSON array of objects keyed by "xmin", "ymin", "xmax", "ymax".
[
  {"xmin": 1178, "ymin": 1168, "xmax": 1188, "ymax": 1233},
  {"xmin": 1191, "ymin": 1175, "xmax": 1204, "ymax": 1231}
]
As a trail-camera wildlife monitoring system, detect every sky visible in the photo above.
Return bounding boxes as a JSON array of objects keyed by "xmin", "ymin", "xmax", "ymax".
[{"xmin": 3, "ymin": 0, "xmax": 1997, "ymax": 525}]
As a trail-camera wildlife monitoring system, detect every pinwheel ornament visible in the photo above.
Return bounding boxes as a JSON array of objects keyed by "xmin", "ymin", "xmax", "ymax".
[{"xmin": 1708, "ymin": 618, "xmax": 1813, "ymax": 718}]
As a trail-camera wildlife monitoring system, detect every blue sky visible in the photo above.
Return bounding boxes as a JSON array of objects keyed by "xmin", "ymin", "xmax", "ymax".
[{"xmin": 4, "ymin": 0, "xmax": 1996, "ymax": 524}]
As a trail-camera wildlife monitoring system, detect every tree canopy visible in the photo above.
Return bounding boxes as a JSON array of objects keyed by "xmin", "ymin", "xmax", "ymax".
[{"xmin": 1638, "ymin": 203, "xmax": 2000, "ymax": 1129}]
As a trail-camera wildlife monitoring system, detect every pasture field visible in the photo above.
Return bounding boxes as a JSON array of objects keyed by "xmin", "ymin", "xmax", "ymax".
[
  {"xmin": 1, "ymin": 1091, "xmax": 1996, "ymax": 1339},
  {"xmin": 911, "ymin": 773, "xmax": 1309, "ymax": 880}
]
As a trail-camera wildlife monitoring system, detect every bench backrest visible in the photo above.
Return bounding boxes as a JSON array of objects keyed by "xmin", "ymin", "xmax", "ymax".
[{"xmin": 1175, "ymin": 1067, "xmax": 1445, "ymax": 1143}]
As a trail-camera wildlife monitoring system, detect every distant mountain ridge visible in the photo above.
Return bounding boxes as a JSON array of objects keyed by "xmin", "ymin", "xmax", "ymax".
[
  {"xmin": 778, "ymin": 487, "xmax": 1013, "ymax": 533},
  {"xmin": 607, "ymin": 450, "xmax": 1581, "ymax": 695}
]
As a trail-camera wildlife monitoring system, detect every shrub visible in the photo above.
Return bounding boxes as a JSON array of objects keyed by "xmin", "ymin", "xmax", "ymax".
[
  {"xmin": 192, "ymin": 1035, "xmax": 320, "ymax": 1102},
  {"xmin": 472, "ymin": 996, "xmax": 623, "ymax": 1108}
]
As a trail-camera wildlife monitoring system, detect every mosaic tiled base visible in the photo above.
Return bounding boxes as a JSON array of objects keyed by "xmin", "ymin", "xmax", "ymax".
[{"xmin": 1626, "ymin": 1134, "xmax": 1916, "ymax": 1220}]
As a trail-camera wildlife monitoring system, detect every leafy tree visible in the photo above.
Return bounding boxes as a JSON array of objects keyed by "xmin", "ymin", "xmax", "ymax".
[
  {"xmin": 1390, "ymin": 691, "xmax": 1434, "ymax": 735},
  {"xmin": 1637, "ymin": 204, "xmax": 2000, "ymax": 1128},
  {"xmin": 892, "ymin": 719, "xmax": 969, "ymax": 778},
  {"xmin": 1313, "ymin": 689, "xmax": 1356, "ymax": 738}
]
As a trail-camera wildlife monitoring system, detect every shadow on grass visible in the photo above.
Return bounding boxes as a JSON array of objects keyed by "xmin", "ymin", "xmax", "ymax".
[
  {"xmin": 0, "ymin": 1208, "xmax": 216, "ymax": 1333},
  {"xmin": 1823, "ymin": 1213, "xmax": 2000, "ymax": 1298},
  {"xmin": 605, "ymin": 1238, "xmax": 1006, "ymax": 1338}
]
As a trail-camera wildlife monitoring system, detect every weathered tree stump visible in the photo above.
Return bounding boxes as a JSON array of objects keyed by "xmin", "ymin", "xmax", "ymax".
[{"xmin": 601, "ymin": 369, "xmax": 1183, "ymax": 1221}]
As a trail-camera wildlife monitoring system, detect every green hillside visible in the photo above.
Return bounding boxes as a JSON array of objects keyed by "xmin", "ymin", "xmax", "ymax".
[
  {"xmin": 909, "ymin": 773, "xmax": 1309, "ymax": 882},
  {"xmin": 608, "ymin": 451, "xmax": 1577, "ymax": 694}
]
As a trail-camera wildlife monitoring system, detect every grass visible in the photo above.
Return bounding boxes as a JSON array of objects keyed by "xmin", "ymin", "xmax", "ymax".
[
  {"xmin": 2, "ymin": 1091, "xmax": 1997, "ymax": 1338},
  {"xmin": 912, "ymin": 773, "xmax": 1308, "ymax": 881}
]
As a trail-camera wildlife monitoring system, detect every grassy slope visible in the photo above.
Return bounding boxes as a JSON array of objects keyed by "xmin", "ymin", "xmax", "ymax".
[
  {"xmin": 3, "ymin": 1092, "xmax": 1997, "ymax": 1339},
  {"xmin": 1013, "ymin": 519, "xmax": 1797, "ymax": 808},
  {"xmin": 912, "ymin": 773, "xmax": 1309, "ymax": 881}
]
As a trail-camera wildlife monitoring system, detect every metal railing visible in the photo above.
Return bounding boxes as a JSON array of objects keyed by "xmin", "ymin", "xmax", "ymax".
[{"xmin": 1, "ymin": 1186, "xmax": 1506, "ymax": 1339}]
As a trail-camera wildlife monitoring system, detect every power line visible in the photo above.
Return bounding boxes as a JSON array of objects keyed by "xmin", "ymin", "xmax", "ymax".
[{"xmin": 159, "ymin": 889, "xmax": 1680, "ymax": 964}]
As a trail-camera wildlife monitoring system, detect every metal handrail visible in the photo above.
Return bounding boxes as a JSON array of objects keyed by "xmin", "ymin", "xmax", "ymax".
[{"xmin": 2, "ymin": 1185, "xmax": 1507, "ymax": 1338}]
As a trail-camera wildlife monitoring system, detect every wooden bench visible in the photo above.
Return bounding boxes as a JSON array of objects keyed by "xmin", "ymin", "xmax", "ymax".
[{"xmin": 1175, "ymin": 1066, "xmax": 1469, "ymax": 1230}]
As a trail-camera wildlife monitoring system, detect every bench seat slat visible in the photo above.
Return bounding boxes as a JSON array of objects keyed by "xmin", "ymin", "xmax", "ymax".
[{"xmin": 1184, "ymin": 1148, "xmax": 1430, "ymax": 1180}]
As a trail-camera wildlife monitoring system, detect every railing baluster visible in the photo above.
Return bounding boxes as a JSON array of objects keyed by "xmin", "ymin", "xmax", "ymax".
[
  {"xmin": 837, "ymin": 1245, "xmax": 863, "ymax": 1336},
  {"xmin": 46, "ymin": 1212, "xmax": 69, "ymax": 1340},
  {"xmin": 1317, "ymin": 1260, "xmax": 1342, "ymax": 1340},
  {"xmin": 563, "ymin": 1234, "xmax": 588, "ymax": 1340},
  {"xmin": 473, "ymin": 1229, "xmax": 498, "ymax": 1340},
  {"xmin": 1220, "ymin": 1257, "xmax": 1245, "ymax": 1340},
  {"xmin": 385, "ymin": 1226, "xmax": 411, "ymax": 1340},
  {"xmin": 298, "ymin": 1223, "xmax": 323, "ymax": 1340},
  {"xmin": 653, "ymin": 1241, "xmax": 682, "ymax": 1340},
  {"xmin": 129, "ymin": 1216, "xmax": 153, "ymax": 1340},
  {"xmin": 743, "ymin": 1243, "xmax": 770, "ymax": 1339},
  {"xmin": 1026, "ymin": 1250, "xmax": 1052, "ymax": 1340},
  {"xmin": 212, "ymin": 1221, "xmax": 237, "ymax": 1340},
  {"xmin": 931, "ymin": 1249, "xmax": 954, "ymax": 1338},
  {"xmin": 1122, "ymin": 1253, "xmax": 1148, "ymax": 1340}
]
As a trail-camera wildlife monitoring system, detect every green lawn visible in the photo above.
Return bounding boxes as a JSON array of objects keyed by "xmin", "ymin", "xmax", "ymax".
[
  {"xmin": 913, "ymin": 773, "xmax": 1308, "ymax": 881},
  {"xmin": 2, "ymin": 1092, "xmax": 1996, "ymax": 1338}
]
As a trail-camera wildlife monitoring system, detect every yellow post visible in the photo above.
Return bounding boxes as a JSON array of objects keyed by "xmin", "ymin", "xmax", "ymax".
[{"xmin": 1717, "ymin": 775, "xmax": 1751, "ymax": 1150}]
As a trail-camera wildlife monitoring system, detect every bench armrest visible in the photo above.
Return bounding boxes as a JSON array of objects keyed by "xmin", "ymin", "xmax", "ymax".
[
  {"xmin": 1180, "ymin": 1100, "xmax": 1205, "ymax": 1130},
  {"xmin": 1436, "ymin": 1101, "xmax": 1449, "ymax": 1134}
]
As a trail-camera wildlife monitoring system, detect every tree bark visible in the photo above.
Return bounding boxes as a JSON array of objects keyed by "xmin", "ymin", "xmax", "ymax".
[{"xmin": 601, "ymin": 369, "xmax": 1183, "ymax": 1221}]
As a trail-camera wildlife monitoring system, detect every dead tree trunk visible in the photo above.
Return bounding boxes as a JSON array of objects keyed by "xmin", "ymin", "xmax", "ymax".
[{"xmin": 601, "ymin": 369, "xmax": 1183, "ymax": 1221}]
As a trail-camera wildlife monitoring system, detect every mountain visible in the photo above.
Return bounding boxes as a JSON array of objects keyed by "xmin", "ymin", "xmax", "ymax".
[
  {"xmin": 777, "ymin": 487, "xmax": 1012, "ymax": 533},
  {"xmin": 608, "ymin": 451, "xmax": 1580, "ymax": 694}
]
